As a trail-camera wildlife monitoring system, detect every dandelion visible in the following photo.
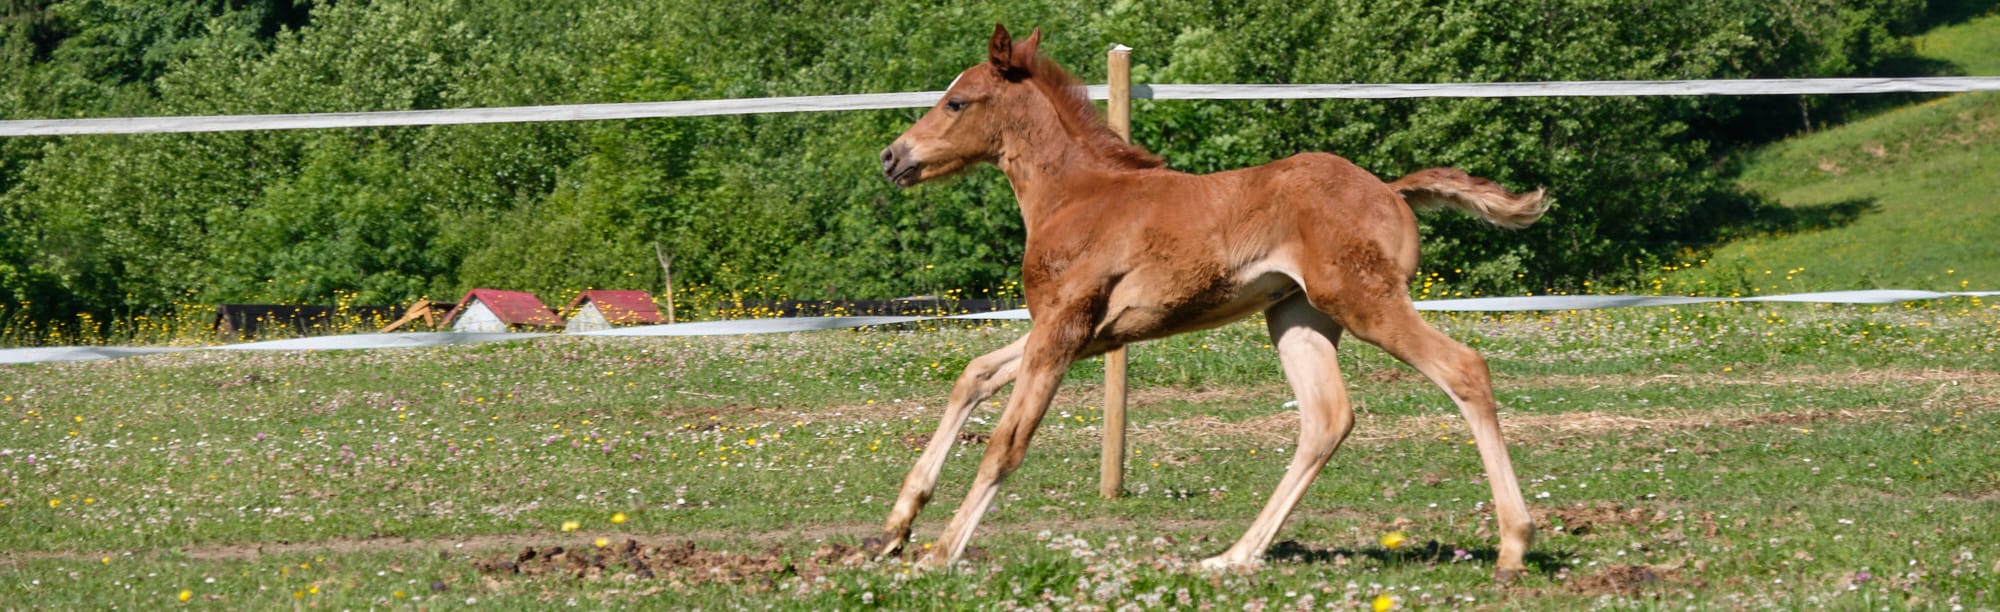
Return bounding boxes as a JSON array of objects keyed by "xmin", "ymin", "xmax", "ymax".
[
  {"xmin": 178, "ymin": 589, "xmax": 192, "ymax": 602},
  {"xmin": 611, "ymin": 512, "xmax": 628, "ymax": 524},
  {"xmin": 561, "ymin": 520, "xmax": 581, "ymax": 532},
  {"xmin": 594, "ymin": 538, "xmax": 610, "ymax": 548},
  {"xmin": 1379, "ymin": 531, "xmax": 1407, "ymax": 550},
  {"xmin": 1372, "ymin": 594, "xmax": 1396, "ymax": 611}
]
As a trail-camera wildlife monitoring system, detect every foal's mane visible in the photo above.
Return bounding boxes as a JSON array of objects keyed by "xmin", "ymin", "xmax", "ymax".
[{"xmin": 1015, "ymin": 48, "xmax": 1165, "ymax": 170}]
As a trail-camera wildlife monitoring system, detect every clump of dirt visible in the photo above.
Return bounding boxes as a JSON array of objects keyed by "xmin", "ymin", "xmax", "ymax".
[
  {"xmin": 900, "ymin": 430, "xmax": 992, "ymax": 451},
  {"xmin": 1363, "ymin": 368, "xmax": 1413, "ymax": 385},
  {"xmin": 472, "ymin": 539, "xmax": 865, "ymax": 587},
  {"xmin": 1538, "ymin": 502, "xmax": 1663, "ymax": 536},
  {"xmin": 1566, "ymin": 563, "xmax": 1693, "ymax": 596}
]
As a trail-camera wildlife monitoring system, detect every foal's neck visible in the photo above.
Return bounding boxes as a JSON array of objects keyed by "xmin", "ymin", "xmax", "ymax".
[{"xmin": 994, "ymin": 107, "xmax": 1139, "ymax": 228}]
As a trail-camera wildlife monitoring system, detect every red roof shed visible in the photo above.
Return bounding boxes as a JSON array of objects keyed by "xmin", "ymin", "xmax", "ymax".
[
  {"xmin": 443, "ymin": 289, "xmax": 563, "ymax": 331},
  {"xmin": 565, "ymin": 290, "xmax": 664, "ymax": 325}
]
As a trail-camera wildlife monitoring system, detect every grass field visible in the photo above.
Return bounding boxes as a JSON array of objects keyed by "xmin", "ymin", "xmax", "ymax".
[{"xmin": 5, "ymin": 300, "xmax": 1998, "ymax": 609}]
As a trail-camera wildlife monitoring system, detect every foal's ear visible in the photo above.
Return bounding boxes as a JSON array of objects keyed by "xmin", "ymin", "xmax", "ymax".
[
  {"xmin": 1019, "ymin": 28, "xmax": 1042, "ymax": 59},
  {"xmin": 988, "ymin": 23, "xmax": 1013, "ymax": 68}
]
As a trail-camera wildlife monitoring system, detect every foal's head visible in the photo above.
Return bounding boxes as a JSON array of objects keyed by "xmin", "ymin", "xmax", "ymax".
[{"xmin": 880, "ymin": 24, "xmax": 1160, "ymax": 188}]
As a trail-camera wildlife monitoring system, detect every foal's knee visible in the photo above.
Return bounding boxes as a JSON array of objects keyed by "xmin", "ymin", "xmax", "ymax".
[{"xmin": 955, "ymin": 359, "xmax": 1000, "ymax": 391}]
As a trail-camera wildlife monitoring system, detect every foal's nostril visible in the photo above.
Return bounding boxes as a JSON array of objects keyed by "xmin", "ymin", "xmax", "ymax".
[{"xmin": 880, "ymin": 147, "xmax": 898, "ymax": 173}]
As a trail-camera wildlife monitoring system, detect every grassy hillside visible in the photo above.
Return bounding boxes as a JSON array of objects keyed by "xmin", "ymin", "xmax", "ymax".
[{"xmin": 1674, "ymin": 14, "xmax": 2000, "ymax": 294}]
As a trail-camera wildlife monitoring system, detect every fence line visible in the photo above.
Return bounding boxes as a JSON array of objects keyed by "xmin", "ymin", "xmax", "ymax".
[
  {"xmin": 3, "ymin": 77, "xmax": 1998, "ymax": 137},
  {"xmin": 4, "ymin": 290, "xmax": 1993, "ymax": 365}
]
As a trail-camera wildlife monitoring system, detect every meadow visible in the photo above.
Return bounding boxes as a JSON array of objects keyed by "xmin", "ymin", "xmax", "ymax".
[
  {"xmin": 4, "ymin": 299, "xmax": 1998, "ymax": 609},
  {"xmin": 1669, "ymin": 14, "xmax": 2000, "ymax": 294}
]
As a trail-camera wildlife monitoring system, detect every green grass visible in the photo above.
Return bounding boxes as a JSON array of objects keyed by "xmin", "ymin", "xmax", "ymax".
[
  {"xmin": 1671, "ymin": 14, "xmax": 2000, "ymax": 293},
  {"xmin": 5, "ymin": 302, "xmax": 1998, "ymax": 608},
  {"xmin": 1914, "ymin": 13, "xmax": 2000, "ymax": 77}
]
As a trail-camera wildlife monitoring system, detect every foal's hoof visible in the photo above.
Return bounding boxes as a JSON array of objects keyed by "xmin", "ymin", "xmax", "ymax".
[
  {"xmin": 911, "ymin": 549, "xmax": 952, "ymax": 572},
  {"xmin": 1195, "ymin": 555, "xmax": 1260, "ymax": 573},
  {"xmin": 862, "ymin": 533, "xmax": 906, "ymax": 559},
  {"xmin": 1493, "ymin": 567, "xmax": 1526, "ymax": 584}
]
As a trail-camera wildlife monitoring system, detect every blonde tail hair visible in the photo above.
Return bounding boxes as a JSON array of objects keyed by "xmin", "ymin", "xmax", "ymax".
[{"xmin": 1389, "ymin": 167, "xmax": 1548, "ymax": 229}]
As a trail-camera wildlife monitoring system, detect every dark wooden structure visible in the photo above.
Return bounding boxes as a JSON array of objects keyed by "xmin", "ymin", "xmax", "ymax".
[{"xmin": 212, "ymin": 304, "xmax": 397, "ymax": 340}]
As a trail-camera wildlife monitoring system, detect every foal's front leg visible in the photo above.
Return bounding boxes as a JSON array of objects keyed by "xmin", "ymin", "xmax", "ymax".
[
  {"xmin": 918, "ymin": 327, "xmax": 1082, "ymax": 569},
  {"xmin": 870, "ymin": 335, "xmax": 1027, "ymax": 557}
]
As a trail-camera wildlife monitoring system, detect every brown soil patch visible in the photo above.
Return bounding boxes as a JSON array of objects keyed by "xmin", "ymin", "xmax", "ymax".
[
  {"xmin": 1526, "ymin": 368, "xmax": 2000, "ymax": 392},
  {"xmin": 1133, "ymin": 403, "xmax": 1937, "ymax": 447},
  {"xmin": 2, "ymin": 508, "xmax": 1402, "ymax": 567},
  {"xmin": 471, "ymin": 539, "xmax": 859, "ymax": 588},
  {"xmin": 1537, "ymin": 502, "xmax": 1669, "ymax": 537},
  {"xmin": 1566, "ymin": 563, "xmax": 1690, "ymax": 596},
  {"xmin": 901, "ymin": 430, "xmax": 990, "ymax": 451},
  {"xmin": 690, "ymin": 367, "xmax": 1995, "ymax": 429}
]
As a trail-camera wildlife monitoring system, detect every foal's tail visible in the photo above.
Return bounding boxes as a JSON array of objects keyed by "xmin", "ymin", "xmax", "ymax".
[{"xmin": 1388, "ymin": 168, "xmax": 1548, "ymax": 230}]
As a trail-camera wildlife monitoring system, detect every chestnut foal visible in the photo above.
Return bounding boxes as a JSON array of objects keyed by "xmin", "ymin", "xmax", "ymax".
[{"xmin": 874, "ymin": 25, "xmax": 1547, "ymax": 581}]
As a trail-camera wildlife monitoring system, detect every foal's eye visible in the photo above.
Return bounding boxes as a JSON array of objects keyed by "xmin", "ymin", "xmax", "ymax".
[{"xmin": 944, "ymin": 99, "xmax": 968, "ymax": 112}]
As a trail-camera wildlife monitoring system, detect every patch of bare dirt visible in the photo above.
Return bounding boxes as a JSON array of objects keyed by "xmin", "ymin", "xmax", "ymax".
[
  {"xmin": 900, "ymin": 430, "xmax": 990, "ymax": 451},
  {"xmin": 763, "ymin": 367, "xmax": 1995, "ymax": 429},
  {"xmin": 3, "ymin": 510, "xmax": 1407, "ymax": 568},
  {"xmin": 1565, "ymin": 563, "xmax": 1692, "ymax": 596},
  {"xmin": 472, "ymin": 539, "xmax": 861, "ymax": 587},
  {"xmin": 1536, "ymin": 502, "xmax": 1669, "ymax": 537},
  {"xmin": 1372, "ymin": 405, "xmax": 1929, "ymax": 444},
  {"xmin": 1129, "ymin": 412, "xmax": 1300, "ymax": 446},
  {"xmin": 1364, "ymin": 368, "xmax": 1415, "ymax": 385},
  {"xmin": 1126, "ymin": 406, "xmax": 1903, "ymax": 447},
  {"xmin": 1529, "ymin": 368, "xmax": 2000, "ymax": 391}
]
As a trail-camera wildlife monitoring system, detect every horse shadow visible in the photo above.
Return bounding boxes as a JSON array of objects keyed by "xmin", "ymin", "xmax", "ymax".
[
  {"xmin": 1263, "ymin": 539, "xmax": 1574, "ymax": 577},
  {"xmin": 1736, "ymin": 197, "xmax": 1878, "ymax": 237}
]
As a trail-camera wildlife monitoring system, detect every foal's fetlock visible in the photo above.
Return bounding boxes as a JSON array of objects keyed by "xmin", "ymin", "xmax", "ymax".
[{"xmin": 911, "ymin": 546, "xmax": 953, "ymax": 572}]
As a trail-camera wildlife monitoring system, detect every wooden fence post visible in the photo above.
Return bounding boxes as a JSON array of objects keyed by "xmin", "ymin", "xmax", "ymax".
[
  {"xmin": 1100, "ymin": 44, "xmax": 1133, "ymax": 500},
  {"xmin": 654, "ymin": 241, "xmax": 677, "ymax": 324}
]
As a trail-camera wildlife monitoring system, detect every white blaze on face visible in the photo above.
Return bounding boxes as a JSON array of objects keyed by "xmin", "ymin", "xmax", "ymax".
[{"xmin": 940, "ymin": 70, "xmax": 965, "ymax": 103}]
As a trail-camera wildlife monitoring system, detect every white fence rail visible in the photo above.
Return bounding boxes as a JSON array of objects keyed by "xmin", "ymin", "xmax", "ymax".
[
  {"xmin": 3, "ymin": 77, "xmax": 1998, "ymax": 137},
  {"xmin": 4, "ymin": 290, "xmax": 1996, "ymax": 365}
]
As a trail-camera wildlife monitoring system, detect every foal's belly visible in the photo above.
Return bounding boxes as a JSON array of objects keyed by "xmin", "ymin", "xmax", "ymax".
[{"xmin": 1097, "ymin": 271, "xmax": 1298, "ymax": 343}]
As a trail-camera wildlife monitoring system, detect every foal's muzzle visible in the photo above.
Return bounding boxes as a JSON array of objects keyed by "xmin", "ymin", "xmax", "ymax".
[{"xmin": 880, "ymin": 142, "xmax": 921, "ymax": 188}]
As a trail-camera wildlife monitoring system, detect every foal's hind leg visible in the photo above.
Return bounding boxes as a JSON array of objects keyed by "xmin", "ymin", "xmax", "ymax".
[
  {"xmin": 871, "ymin": 334, "xmax": 1027, "ymax": 557},
  {"xmin": 1341, "ymin": 303, "xmax": 1533, "ymax": 582},
  {"xmin": 1201, "ymin": 296, "xmax": 1354, "ymax": 570}
]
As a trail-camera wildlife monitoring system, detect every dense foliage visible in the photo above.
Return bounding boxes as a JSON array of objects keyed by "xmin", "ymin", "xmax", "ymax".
[{"xmin": 0, "ymin": 0, "xmax": 1957, "ymax": 325}]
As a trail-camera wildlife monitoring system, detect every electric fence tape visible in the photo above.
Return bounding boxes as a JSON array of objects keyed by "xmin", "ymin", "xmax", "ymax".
[
  {"xmin": 3, "ymin": 77, "xmax": 1998, "ymax": 136},
  {"xmin": 4, "ymin": 290, "xmax": 1993, "ymax": 365}
]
